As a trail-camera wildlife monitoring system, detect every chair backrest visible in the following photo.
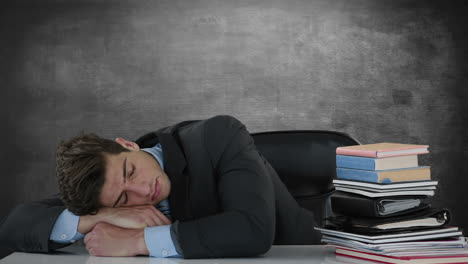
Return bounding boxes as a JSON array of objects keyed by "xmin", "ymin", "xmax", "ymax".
[{"xmin": 251, "ymin": 130, "xmax": 360, "ymax": 224}]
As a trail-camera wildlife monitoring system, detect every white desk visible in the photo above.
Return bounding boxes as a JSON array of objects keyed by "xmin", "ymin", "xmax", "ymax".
[{"xmin": 0, "ymin": 245, "xmax": 356, "ymax": 264}]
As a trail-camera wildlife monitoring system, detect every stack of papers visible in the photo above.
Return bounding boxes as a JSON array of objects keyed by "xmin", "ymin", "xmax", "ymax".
[{"xmin": 326, "ymin": 143, "xmax": 468, "ymax": 263}]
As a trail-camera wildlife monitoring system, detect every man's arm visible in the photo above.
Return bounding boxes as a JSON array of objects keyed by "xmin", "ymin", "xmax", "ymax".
[
  {"xmin": 50, "ymin": 209, "xmax": 84, "ymax": 243},
  {"xmin": 83, "ymin": 223, "xmax": 181, "ymax": 257},
  {"xmin": 84, "ymin": 222, "xmax": 148, "ymax": 257},
  {"xmin": 0, "ymin": 195, "xmax": 68, "ymax": 252},
  {"xmin": 0, "ymin": 193, "xmax": 171, "ymax": 254},
  {"xmin": 50, "ymin": 205, "xmax": 180, "ymax": 257}
]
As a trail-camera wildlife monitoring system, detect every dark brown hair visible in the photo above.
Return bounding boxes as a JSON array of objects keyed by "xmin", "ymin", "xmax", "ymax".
[{"xmin": 56, "ymin": 133, "xmax": 129, "ymax": 215}]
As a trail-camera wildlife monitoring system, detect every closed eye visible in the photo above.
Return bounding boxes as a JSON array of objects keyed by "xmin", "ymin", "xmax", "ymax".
[
  {"xmin": 123, "ymin": 192, "xmax": 128, "ymax": 205},
  {"xmin": 113, "ymin": 157, "xmax": 129, "ymax": 208},
  {"xmin": 122, "ymin": 166, "xmax": 135, "ymax": 205}
]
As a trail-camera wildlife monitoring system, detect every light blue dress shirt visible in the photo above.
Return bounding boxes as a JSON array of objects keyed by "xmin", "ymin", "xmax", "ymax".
[{"xmin": 50, "ymin": 143, "xmax": 180, "ymax": 258}]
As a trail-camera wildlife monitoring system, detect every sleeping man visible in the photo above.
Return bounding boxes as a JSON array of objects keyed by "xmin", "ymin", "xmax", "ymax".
[{"xmin": 0, "ymin": 115, "xmax": 320, "ymax": 258}]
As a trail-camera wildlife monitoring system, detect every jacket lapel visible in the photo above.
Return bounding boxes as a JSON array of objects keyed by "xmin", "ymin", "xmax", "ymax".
[
  {"xmin": 157, "ymin": 132, "xmax": 189, "ymax": 221},
  {"xmin": 136, "ymin": 120, "xmax": 199, "ymax": 221}
]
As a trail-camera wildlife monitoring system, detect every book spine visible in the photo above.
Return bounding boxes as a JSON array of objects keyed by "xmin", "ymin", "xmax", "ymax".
[
  {"xmin": 380, "ymin": 167, "xmax": 431, "ymax": 182},
  {"xmin": 337, "ymin": 167, "xmax": 431, "ymax": 183},
  {"xmin": 336, "ymin": 155, "xmax": 376, "ymax": 170},
  {"xmin": 336, "ymin": 148, "xmax": 378, "ymax": 157},
  {"xmin": 336, "ymin": 168, "xmax": 379, "ymax": 183}
]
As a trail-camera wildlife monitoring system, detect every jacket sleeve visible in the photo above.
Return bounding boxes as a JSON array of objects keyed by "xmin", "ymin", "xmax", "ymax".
[
  {"xmin": 176, "ymin": 115, "xmax": 276, "ymax": 258},
  {"xmin": 0, "ymin": 194, "xmax": 73, "ymax": 252}
]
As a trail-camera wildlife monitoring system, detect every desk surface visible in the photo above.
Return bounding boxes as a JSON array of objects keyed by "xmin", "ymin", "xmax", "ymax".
[{"xmin": 0, "ymin": 245, "xmax": 358, "ymax": 264}]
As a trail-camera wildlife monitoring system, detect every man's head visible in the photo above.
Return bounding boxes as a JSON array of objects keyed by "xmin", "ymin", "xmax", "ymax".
[{"xmin": 56, "ymin": 133, "xmax": 171, "ymax": 216}]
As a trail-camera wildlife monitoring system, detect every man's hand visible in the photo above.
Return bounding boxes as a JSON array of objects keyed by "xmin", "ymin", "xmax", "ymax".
[
  {"xmin": 84, "ymin": 222, "xmax": 149, "ymax": 257},
  {"xmin": 78, "ymin": 205, "xmax": 171, "ymax": 234}
]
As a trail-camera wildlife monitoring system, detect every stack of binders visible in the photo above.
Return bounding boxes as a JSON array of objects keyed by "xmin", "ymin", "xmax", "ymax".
[{"xmin": 316, "ymin": 143, "xmax": 468, "ymax": 264}]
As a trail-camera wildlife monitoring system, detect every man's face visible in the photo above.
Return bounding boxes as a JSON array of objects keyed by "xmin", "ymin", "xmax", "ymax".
[{"xmin": 99, "ymin": 138, "xmax": 171, "ymax": 208}]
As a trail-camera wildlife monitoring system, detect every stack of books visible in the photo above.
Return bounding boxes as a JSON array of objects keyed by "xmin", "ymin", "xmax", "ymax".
[{"xmin": 316, "ymin": 143, "xmax": 468, "ymax": 264}]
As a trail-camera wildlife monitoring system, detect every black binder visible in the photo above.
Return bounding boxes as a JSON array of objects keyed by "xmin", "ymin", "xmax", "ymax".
[
  {"xmin": 324, "ymin": 208, "xmax": 451, "ymax": 234},
  {"xmin": 331, "ymin": 191, "xmax": 430, "ymax": 218}
]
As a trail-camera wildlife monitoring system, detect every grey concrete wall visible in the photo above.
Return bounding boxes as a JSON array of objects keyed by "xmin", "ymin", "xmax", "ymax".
[{"xmin": 1, "ymin": 0, "xmax": 467, "ymax": 232}]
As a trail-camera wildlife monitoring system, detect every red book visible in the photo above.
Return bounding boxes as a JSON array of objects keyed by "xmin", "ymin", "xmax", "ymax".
[
  {"xmin": 336, "ymin": 247, "xmax": 468, "ymax": 264},
  {"xmin": 336, "ymin": 143, "xmax": 429, "ymax": 158}
]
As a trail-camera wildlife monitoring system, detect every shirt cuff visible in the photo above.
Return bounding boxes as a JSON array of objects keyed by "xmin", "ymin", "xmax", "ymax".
[
  {"xmin": 50, "ymin": 209, "xmax": 84, "ymax": 243},
  {"xmin": 144, "ymin": 225, "xmax": 181, "ymax": 258}
]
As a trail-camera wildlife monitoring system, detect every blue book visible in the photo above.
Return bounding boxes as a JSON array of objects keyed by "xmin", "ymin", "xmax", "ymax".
[
  {"xmin": 336, "ymin": 155, "xmax": 418, "ymax": 170},
  {"xmin": 336, "ymin": 166, "xmax": 431, "ymax": 183}
]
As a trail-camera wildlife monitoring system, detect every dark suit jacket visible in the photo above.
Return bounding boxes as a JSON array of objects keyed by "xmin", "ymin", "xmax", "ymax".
[{"xmin": 0, "ymin": 115, "xmax": 321, "ymax": 258}]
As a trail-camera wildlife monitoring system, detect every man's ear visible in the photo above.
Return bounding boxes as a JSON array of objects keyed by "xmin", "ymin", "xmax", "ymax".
[{"xmin": 115, "ymin": 137, "xmax": 140, "ymax": 151}]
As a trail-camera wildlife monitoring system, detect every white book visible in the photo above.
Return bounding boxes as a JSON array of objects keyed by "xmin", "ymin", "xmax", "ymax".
[
  {"xmin": 323, "ymin": 232, "xmax": 463, "ymax": 244},
  {"xmin": 316, "ymin": 227, "xmax": 460, "ymax": 240},
  {"xmin": 335, "ymin": 186, "xmax": 435, "ymax": 197},
  {"xmin": 333, "ymin": 184, "xmax": 436, "ymax": 193},
  {"xmin": 321, "ymin": 236, "xmax": 467, "ymax": 253},
  {"xmin": 315, "ymin": 227, "xmax": 461, "ymax": 244},
  {"xmin": 333, "ymin": 180, "xmax": 438, "ymax": 189},
  {"xmin": 375, "ymin": 218, "xmax": 443, "ymax": 229}
]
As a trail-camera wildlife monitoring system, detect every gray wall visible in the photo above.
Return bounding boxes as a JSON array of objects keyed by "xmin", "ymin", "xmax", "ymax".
[{"xmin": 1, "ymin": 0, "xmax": 467, "ymax": 232}]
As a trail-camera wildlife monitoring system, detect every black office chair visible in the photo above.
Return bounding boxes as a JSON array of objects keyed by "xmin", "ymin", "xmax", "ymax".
[{"xmin": 251, "ymin": 130, "xmax": 360, "ymax": 226}]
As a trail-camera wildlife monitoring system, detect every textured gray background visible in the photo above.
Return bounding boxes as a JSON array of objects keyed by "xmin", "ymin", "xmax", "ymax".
[{"xmin": 1, "ymin": 0, "xmax": 467, "ymax": 233}]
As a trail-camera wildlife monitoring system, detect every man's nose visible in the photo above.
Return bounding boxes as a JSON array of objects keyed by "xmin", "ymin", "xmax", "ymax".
[{"xmin": 125, "ymin": 182, "xmax": 151, "ymax": 196}]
